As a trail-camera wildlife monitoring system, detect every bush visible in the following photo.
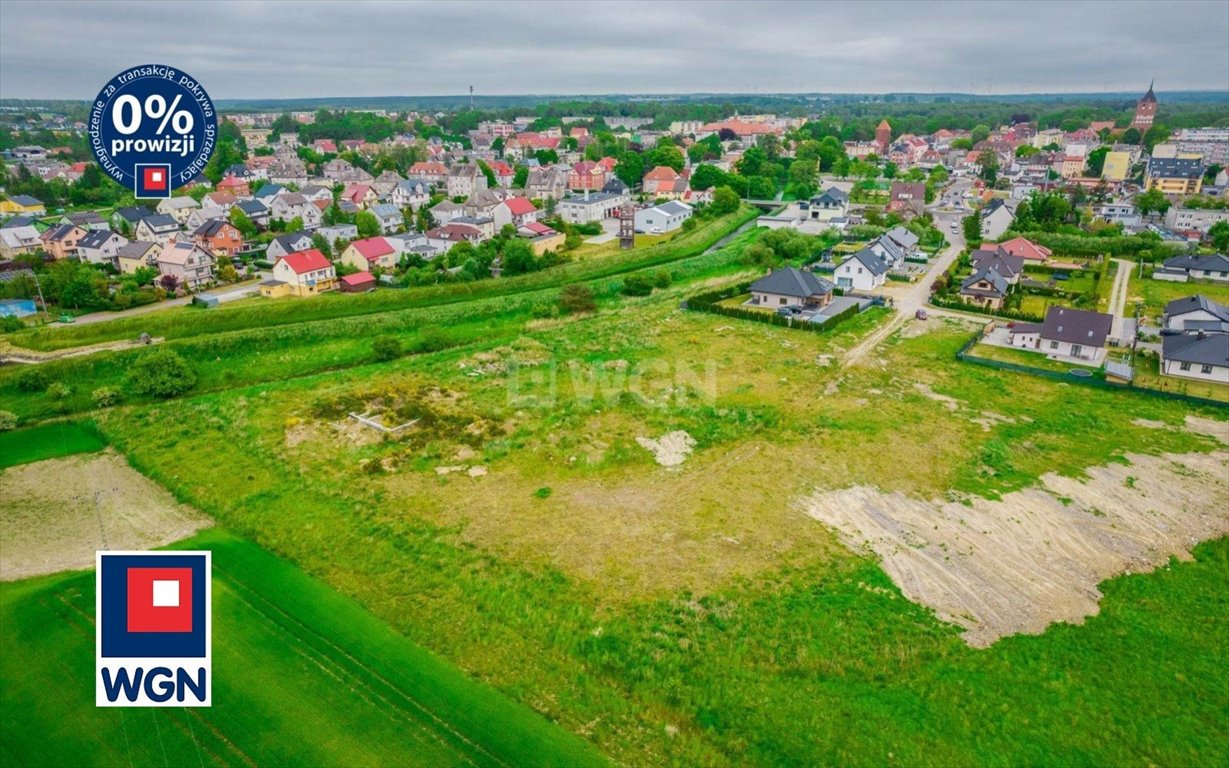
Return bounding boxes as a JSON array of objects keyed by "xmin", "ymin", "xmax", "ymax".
[
  {"xmin": 652, "ymin": 269, "xmax": 672, "ymax": 289},
  {"xmin": 92, "ymin": 386, "xmax": 122, "ymax": 408},
  {"xmin": 0, "ymin": 410, "xmax": 16, "ymax": 431},
  {"xmin": 415, "ymin": 327, "xmax": 451, "ymax": 354},
  {"xmin": 558, "ymin": 284, "xmax": 596, "ymax": 314},
  {"xmin": 620, "ymin": 274, "xmax": 655, "ymax": 297},
  {"xmin": 16, "ymin": 368, "xmax": 49, "ymax": 392},
  {"xmin": 46, "ymin": 382, "xmax": 72, "ymax": 400},
  {"xmin": 372, "ymin": 336, "xmax": 402, "ymax": 362},
  {"xmin": 0, "ymin": 316, "xmax": 24, "ymax": 334},
  {"xmin": 128, "ymin": 349, "xmax": 198, "ymax": 398}
]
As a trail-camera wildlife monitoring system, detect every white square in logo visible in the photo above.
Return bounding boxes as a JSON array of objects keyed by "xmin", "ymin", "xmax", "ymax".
[
  {"xmin": 151, "ymin": 170, "xmax": 163, "ymax": 183},
  {"xmin": 152, "ymin": 579, "xmax": 180, "ymax": 607}
]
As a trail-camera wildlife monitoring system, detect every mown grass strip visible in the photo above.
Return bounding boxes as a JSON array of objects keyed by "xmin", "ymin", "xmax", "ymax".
[{"xmin": 0, "ymin": 420, "xmax": 106, "ymax": 468}]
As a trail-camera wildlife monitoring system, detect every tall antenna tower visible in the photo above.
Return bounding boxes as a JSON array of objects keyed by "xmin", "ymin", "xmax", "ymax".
[{"xmin": 469, "ymin": 85, "xmax": 474, "ymax": 111}]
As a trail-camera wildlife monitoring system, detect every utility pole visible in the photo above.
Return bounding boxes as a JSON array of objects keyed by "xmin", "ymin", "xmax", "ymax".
[{"xmin": 469, "ymin": 85, "xmax": 473, "ymax": 111}]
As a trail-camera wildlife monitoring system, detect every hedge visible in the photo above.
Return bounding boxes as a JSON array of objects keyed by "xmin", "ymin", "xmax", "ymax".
[{"xmin": 930, "ymin": 295, "xmax": 1045, "ymax": 323}]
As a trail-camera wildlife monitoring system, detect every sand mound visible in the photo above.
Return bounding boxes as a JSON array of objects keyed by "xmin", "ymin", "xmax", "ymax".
[
  {"xmin": 802, "ymin": 449, "xmax": 1229, "ymax": 647},
  {"xmin": 636, "ymin": 431, "xmax": 697, "ymax": 469}
]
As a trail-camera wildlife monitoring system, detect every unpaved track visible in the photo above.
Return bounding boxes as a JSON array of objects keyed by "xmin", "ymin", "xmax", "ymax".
[
  {"xmin": 803, "ymin": 448, "xmax": 1229, "ymax": 646},
  {"xmin": 0, "ymin": 450, "xmax": 210, "ymax": 580}
]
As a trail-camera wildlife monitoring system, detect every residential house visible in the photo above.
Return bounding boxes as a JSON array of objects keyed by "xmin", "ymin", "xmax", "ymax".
[
  {"xmin": 488, "ymin": 160, "xmax": 515, "ymax": 188},
  {"xmin": 263, "ymin": 248, "xmax": 337, "ymax": 297},
  {"xmin": 372, "ymin": 170, "xmax": 405, "ymax": 198},
  {"xmin": 340, "ymin": 183, "xmax": 379, "ymax": 210},
  {"xmin": 233, "ymin": 199, "xmax": 271, "ymax": 229},
  {"xmin": 833, "ymin": 249, "xmax": 889, "ymax": 291},
  {"xmin": 203, "ymin": 192, "xmax": 238, "ymax": 212},
  {"xmin": 61, "ymin": 211, "xmax": 110, "ymax": 231},
  {"xmin": 525, "ymin": 166, "xmax": 568, "ymax": 200},
  {"xmin": 568, "ymin": 161, "xmax": 607, "ymax": 191},
  {"xmin": 1144, "ymin": 157, "xmax": 1203, "ymax": 196},
  {"xmin": 462, "ymin": 188, "xmax": 510, "ymax": 219},
  {"xmin": 185, "ymin": 207, "xmax": 228, "ymax": 231},
  {"xmin": 157, "ymin": 240, "xmax": 216, "ymax": 290},
  {"xmin": 340, "ymin": 271, "xmax": 377, "ymax": 293},
  {"xmin": 493, "ymin": 197, "xmax": 540, "ymax": 229},
  {"xmin": 0, "ymin": 225, "xmax": 42, "ymax": 258},
  {"xmin": 391, "ymin": 178, "xmax": 432, "ymax": 209},
  {"xmin": 339, "ymin": 236, "xmax": 398, "ymax": 272},
  {"xmin": 299, "ymin": 184, "xmax": 333, "ymax": 203},
  {"xmin": 748, "ymin": 267, "xmax": 835, "ymax": 309},
  {"xmin": 642, "ymin": 166, "xmax": 687, "ymax": 199},
  {"xmin": 369, "ymin": 203, "xmax": 403, "ymax": 234},
  {"xmin": 996, "ymin": 236, "xmax": 1052, "ymax": 262},
  {"xmin": 1163, "ymin": 295, "xmax": 1229, "ymax": 334},
  {"xmin": 959, "ymin": 267, "xmax": 1011, "ymax": 310},
  {"xmin": 216, "ymin": 175, "xmax": 251, "ymax": 196},
  {"xmin": 269, "ymin": 156, "xmax": 309, "ymax": 187},
  {"xmin": 882, "ymin": 226, "xmax": 920, "ymax": 257},
  {"xmin": 449, "ymin": 216, "xmax": 495, "ymax": 240},
  {"xmin": 1027, "ymin": 306, "xmax": 1113, "ymax": 363},
  {"xmin": 156, "ymin": 196, "xmax": 201, "ymax": 225},
  {"xmin": 634, "ymin": 201, "xmax": 693, "ymax": 233},
  {"xmin": 111, "ymin": 206, "xmax": 153, "ymax": 233},
  {"xmin": 39, "ymin": 223, "xmax": 87, "ymax": 260},
  {"xmin": 558, "ymin": 191, "xmax": 629, "ymax": 224},
  {"xmin": 1163, "ymin": 207, "xmax": 1229, "ymax": 235},
  {"xmin": 866, "ymin": 235, "xmax": 907, "ymax": 270},
  {"xmin": 887, "ymin": 182, "xmax": 926, "ymax": 218},
  {"xmin": 408, "ymin": 162, "xmax": 448, "ymax": 185},
  {"xmin": 1161, "ymin": 331, "xmax": 1229, "ymax": 383},
  {"xmin": 0, "ymin": 195, "xmax": 46, "ymax": 216},
  {"xmin": 430, "ymin": 199, "xmax": 465, "ymax": 225},
  {"xmin": 315, "ymin": 224, "xmax": 358, "ymax": 247},
  {"xmin": 1155, "ymin": 253, "xmax": 1229, "ymax": 282},
  {"xmin": 799, "ymin": 187, "xmax": 849, "ymax": 222},
  {"xmin": 426, "ymin": 223, "xmax": 486, "ymax": 250},
  {"xmin": 969, "ymin": 248, "xmax": 1025, "ymax": 284},
  {"xmin": 193, "ymin": 220, "xmax": 244, "ymax": 258},
  {"xmin": 135, "ymin": 214, "xmax": 181, "ymax": 244},
  {"xmin": 76, "ymin": 229, "xmax": 128, "ymax": 267},
  {"xmin": 266, "ymin": 232, "xmax": 315, "ymax": 261},
  {"xmin": 979, "ymin": 198, "xmax": 1017, "ymax": 240},
  {"xmin": 446, "ymin": 164, "xmax": 487, "ymax": 198},
  {"xmin": 518, "ymin": 221, "xmax": 566, "ymax": 256},
  {"xmin": 322, "ymin": 158, "xmax": 372, "ymax": 183},
  {"xmin": 270, "ymin": 193, "xmax": 323, "ymax": 229},
  {"xmin": 116, "ymin": 241, "xmax": 162, "ymax": 274}
]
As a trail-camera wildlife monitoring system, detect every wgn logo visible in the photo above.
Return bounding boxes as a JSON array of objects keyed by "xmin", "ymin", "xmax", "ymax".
[{"xmin": 96, "ymin": 551, "xmax": 211, "ymax": 707}]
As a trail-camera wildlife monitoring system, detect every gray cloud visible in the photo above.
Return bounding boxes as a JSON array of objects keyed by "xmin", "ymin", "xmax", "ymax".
[{"xmin": 1, "ymin": 0, "xmax": 1226, "ymax": 99}]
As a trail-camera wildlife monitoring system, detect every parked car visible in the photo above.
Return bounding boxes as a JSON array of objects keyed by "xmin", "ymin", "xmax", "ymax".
[{"xmin": 915, "ymin": 308, "xmax": 928, "ymax": 320}]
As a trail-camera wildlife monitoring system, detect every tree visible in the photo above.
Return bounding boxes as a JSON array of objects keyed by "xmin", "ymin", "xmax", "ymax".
[
  {"xmin": 501, "ymin": 239, "xmax": 538, "ymax": 275},
  {"xmin": 614, "ymin": 151, "xmax": 644, "ymax": 187},
  {"xmin": 1208, "ymin": 220, "xmax": 1229, "ymax": 252},
  {"xmin": 620, "ymin": 274, "xmax": 654, "ymax": 296},
  {"xmin": 1085, "ymin": 146, "xmax": 1110, "ymax": 177},
  {"xmin": 311, "ymin": 232, "xmax": 332, "ymax": 257},
  {"xmin": 355, "ymin": 211, "xmax": 381, "ymax": 238},
  {"xmin": 648, "ymin": 143, "xmax": 684, "ymax": 172},
  {"xmin": 962, "ymin": 210, "xmax": 982, "ymax": 246},
  {"xmin": 372, "ymin": 336, "xmax": 402, "ymax": 362},
  {"xmin": 128, "ymin": 349, "xmax": 197, "ymax": 398},
  {"xmin": 512, "ymin": 166, "xmax": 529, "ymax": 189},
  {"xmin": 1121, "ymin": 127, "xmax": 1142, "ymax": 145},
  {"xmin": 477, "ymin": 160, "xmax": 497, "ymax": 188},
  {"xmin": 1015, "ymin": 144, "xmax": 1040, "ymax": 158},
  {"xmin": 977, "ymin": 150, "xmax": 999, "ymax": 184},
  {"xmin": 229, "ymin": 207, "xmax": 257, "ymax": 238},
  {"xmin": 970, "ymin": 125, "xmax": 991, "ymax": 144},
  {"xmin": 1135, "ymin": 188, "xmax": 1170, "ymax": 216},
  {"xmin": 711, "ymin": 186, "xmax": 740, "ymax": 214},
  {"xmin": 558, "ymin": 284, "xmax": 596, "ymax": 314}
]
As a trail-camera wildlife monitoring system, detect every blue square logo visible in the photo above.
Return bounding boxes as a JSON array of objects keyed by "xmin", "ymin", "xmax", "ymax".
[{"xmin": 134, "ymin": 164, "xmax": 173, "ymax": 199}]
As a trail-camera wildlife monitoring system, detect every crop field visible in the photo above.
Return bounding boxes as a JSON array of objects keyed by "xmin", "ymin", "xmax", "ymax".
[{"xmin": 2, "ymin": 217, "xmax": 1228, "ymax": 766}]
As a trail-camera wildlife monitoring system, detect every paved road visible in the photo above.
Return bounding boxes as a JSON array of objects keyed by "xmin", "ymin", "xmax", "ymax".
[
  {"xmin": 841, "ymin": 186, "xmax": 976, "ymax": 369},
  {"xmin": 1106, "ymin": 258, "xmax": 1134, "ymax": 340},
  {"xmin": 52, "ymin": 277, "xmax": 265, "ymax": 327}
]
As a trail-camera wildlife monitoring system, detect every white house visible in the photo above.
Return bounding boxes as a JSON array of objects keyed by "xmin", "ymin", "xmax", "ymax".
[
  {"xmin": 748, "ymin": 267, "xmax": 835, "ymax": 309},
  {"xmin": 799, "ymin": 187, "xmax": 848, "ymax": 222},
  {"xmin": 156, "ymin": 196, "xmax": 201, "ymax": 225},
  {"xmin": 1156, "ymin": 253, "xmax": 1229, "ymax": 283},
  {"xmin": 558, "ymin": 191, "xmax": 628, "ymax": 225},
  {"xmin": 979, "ymin": 198, "xmax": 1016, "ymax": 240},
  {"xmin": 1161, "ymin": 332, "xmax": 1229, "ymax": 383},
  {"xmin": 1163, "ymin": 295, "xmax": 1229, "ymax": 333},
  {"xmin": 74, "ymin": 229, "xmax": 128, "ymax": 267},
  {"xmin": 833, "ymin": 249, "xmax": 888, "ymax": 291},
  {"xmin": 266, "ymin": 232, "xmax": 315, "ymax": 261},
  {"xmin": 634, "ymin": 201, "xmax": 693, "ymax": 233}
]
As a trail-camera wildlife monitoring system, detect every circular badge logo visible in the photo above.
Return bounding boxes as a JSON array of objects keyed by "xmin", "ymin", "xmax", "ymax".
[{"xmin": 88, "ymin": 64, "xmax": 217, "ymax": 198}]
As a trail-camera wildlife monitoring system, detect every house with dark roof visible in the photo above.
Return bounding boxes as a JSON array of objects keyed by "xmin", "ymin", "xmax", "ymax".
[
  {"xmin": 1163, "ymin": 295, "xmax": 1229, "ymax": 334},
  {"xmin": 76, "ymin": 229, "xmax": 128, "ymax": 266},
  {"xmin": 234, "ymin": 199, "xmax": 270, "ymax": 228},
  {"xmin": 969, "ymin": 249, "xmax": 1024, "ymax": 284},
  {"xmin": 61, "ymin": 211, "xmax": 110, "ymax": 231},
  {"xmin": 1036, "ymin": 306, "xmax": 1113, "ymax": 363},
  {"xmin": 1156, "ymin": 253, "xmax": 1229, "ymax": 283},
  {"xmin": 111, "ymin": 206, "xmax": 153, "ymax": 232},
  {"xmin": 1145, "ymin": 156, "xmax": 1204, "ymax": 196},
  {"xmin": 799, "ymin": 187, "xmax": 848, "ymax": 223},
  {"xmin": 749, "ymin": 267, "xmax": 835, "ymax": 309},
  {"xmin": 116, "ymin": 241, "xmax": 161, "ymax": 274},
  {"xmin": 1161, "ymin": 332, "xmax": 1229, "ymax": 383},
  {"xmin": 960, "ymin": 267, "xmax": 1011, "ymax": 310},
  {"xmin": 266, "ymin": 232, "xmax": 314, "ymax": 262},
  {"xmin": 40, "ymin": 223, "xmax": 87, "ymax": 260},
  {"xmin": 833, "ymin": 248, "xmax": 888, "ymax": 291}
]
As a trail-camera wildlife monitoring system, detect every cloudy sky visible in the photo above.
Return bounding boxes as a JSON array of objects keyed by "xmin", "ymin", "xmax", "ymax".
[{"xmin": 2, "ymin": 0, "xmax": 1227, "ymax": 100}]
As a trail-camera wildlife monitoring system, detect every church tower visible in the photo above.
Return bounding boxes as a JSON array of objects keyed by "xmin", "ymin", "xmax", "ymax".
[
  {"xmin": 1130, "ymin": 81, "xmax": 1158, "ymax": 131},
  {"xmin": 875, "ymin": 119, "xmax": 891, "ymax": 155}
]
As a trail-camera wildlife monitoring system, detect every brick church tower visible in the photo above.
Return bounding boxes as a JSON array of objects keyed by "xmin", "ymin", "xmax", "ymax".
[
  {"xmin": 875, "ymin": 119, "xmax": 892, "ymax": 154},
  {"xmin": 1130, "ymin": 81, "xmax": 1158, "ymax": 131}
]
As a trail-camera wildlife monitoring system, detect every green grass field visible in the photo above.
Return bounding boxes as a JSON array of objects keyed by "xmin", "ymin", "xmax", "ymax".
[
  {"xmin": 1127, "ymin": 273, "xmax": 1229, "ymax": 323},
  {"xmin": 0, "ymin": 528, "xmax": 606, "ymax": 768},
  {"xmin": 0, "ymin": 420, "xmax": 106, "ymax": 468},
  {"xmin": 3, "ymin": 217, "xmax": 1228, "ymax": 766}
]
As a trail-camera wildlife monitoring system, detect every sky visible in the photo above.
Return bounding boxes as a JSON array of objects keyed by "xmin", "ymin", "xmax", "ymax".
[{"xmin": 1, "ymin": 0, "xmax": 1228, "ymax": 100}]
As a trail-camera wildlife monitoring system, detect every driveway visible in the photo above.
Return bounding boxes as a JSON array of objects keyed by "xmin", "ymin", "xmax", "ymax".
[
  {"xmin": 1106, "ymin": 258, "xmax": 1134, "ymax": 342},
  {"xmin": 54, "ymin": 276, "xmax": 265, "ymax": 327}
]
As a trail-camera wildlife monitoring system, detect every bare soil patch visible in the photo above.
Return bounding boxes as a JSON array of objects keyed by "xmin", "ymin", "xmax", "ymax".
[
  {"xmin": 802, "ymin": 449, "xmax": 1229, "ymax": 647},
  {"xmin": 0, "ymin": 450, "xmax": 210, "ymax": 580}
]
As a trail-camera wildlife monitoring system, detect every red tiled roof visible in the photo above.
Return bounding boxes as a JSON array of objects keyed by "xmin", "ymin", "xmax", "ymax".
[
  {"xmin": 503, "ymin": 197, "xmax": 537, "ymax": 215},
  {"xmin": 997, "ymin": 237, "xmax": 1053, "ymax": 261},
  {"xmin": 643, "ymin": 165, "xmax": 681, "ymax": 182},
  {"xmin": 280, "ymin": 248, "xmax": 331, "ymax": 274},
  {"xmin": 350, "ymin": 237, "xmax": 394, "ymax": 260},
  {"xmin": 341, "ymin": 271, "xmax": 375, "ymax": 286},
  {"xmin": 523, "ymin": 221, "xmax": 554, "ymax": 236}
]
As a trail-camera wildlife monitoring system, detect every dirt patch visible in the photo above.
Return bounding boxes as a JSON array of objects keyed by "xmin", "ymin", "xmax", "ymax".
[
  {"xmin": 0, "ymin": 451, "xmax": 211, "ymax": 581},
  {"xmin": 802, "ymin": 450, "xmax": 1229, "ymax": 647},
  {"xmin": 913, "ymin": 382, "xmax": 961, "ymax": 411},
  {"xmin": 636, "ymin": 431, "xmax": 697, "ymax": 469},
  {"xmin": 1185, "ymin": 415, "xmax": 1229, "ymax": 444}
]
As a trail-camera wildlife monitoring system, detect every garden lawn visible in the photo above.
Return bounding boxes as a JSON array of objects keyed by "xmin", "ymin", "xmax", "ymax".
[
  {"xmin": 1128, "ymin": 273, "xmax": 1229, "ymax": 323},
  {"xmin": 0, "ymin": 420, "xmax": 105, "ymax": 468}
]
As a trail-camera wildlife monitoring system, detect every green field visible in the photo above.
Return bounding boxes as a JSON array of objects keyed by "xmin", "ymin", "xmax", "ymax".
[
  {"xmin": 3, "ymin": 214, "xmax": 1228, "ymax": 766},
  {"xmin": 1127, "ymin": 273, "xmax": 1229, "ymax": 323},
  {"xmin": 0, "ymin": 528, "xmax": 606, "ymax": 767},
  {"xmin": 0, "ymin": 420, "xmax": 107, "ymax": 468}
]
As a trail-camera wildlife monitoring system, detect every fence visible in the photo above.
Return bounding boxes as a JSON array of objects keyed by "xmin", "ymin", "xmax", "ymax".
[
  {"xmin": 684, "ymin": 281, "xmax": 874, "ymax": 334},
  {"xmin": 956, "ymin": 333, "xmax": 1227, "ymax": 409}
]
